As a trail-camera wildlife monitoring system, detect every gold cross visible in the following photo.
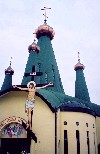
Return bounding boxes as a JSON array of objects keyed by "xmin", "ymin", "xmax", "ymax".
[
  {"xmin": 10, "ymin": 57, "xmax": 12, "ymax": 66},
  {"xmin": 78, "ymin": 52, "xmax": 80, "ymax": 62},
  {"xmin": 41, "ymin": 7, "xmax": 51, "ymax": 23}
]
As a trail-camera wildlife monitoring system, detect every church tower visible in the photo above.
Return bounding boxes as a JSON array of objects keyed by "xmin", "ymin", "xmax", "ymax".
[
  {"xmin": 74, "ymin": 52, "xmax": 90, "ymax": 101},
  {"xmin": 21, "ymin": 9, "xmax": 64, "ymax": 94},
  {"xmin": 0, "ymin": 59, "xmax": 14, "ymax": 92}
]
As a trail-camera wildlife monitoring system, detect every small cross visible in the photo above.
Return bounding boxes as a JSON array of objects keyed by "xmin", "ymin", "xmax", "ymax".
[
  {"xmin": 10, "ymin": 57, "xmax": 12, "ymax": 66},
  {"xmin": 78, "ymin": 52, "xmax": 80, "ymax": 62},
  {"xmin": 41, "ymin": 7, "xmax": 51, "ymax": 23}
]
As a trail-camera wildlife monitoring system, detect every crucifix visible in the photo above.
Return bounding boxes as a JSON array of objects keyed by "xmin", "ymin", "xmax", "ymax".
[
  {"xmin": 41, "ymin": 7, "xmax": 51, "ymax": 24},
  {"xmin": 23, "ymin": 65, "xmax": 53, "ymax": 130},
  {"xmin": 24, "ymin": 65, "xmax": 42, "ymax": 127}
]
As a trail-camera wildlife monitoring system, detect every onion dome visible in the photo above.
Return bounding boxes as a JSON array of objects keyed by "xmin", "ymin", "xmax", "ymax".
[
  {"xmin": 28, "ymin": 39, "xmax": 40, "ymax": 53},
  {"xmin": 74, "ymin": 52, "xmax": 85, "ymax": 71},
  {"xmin": 34, "ymin": 22, "xmax": 55, "ymax": 40},
  {"xmin": 5, "ymin": 60, "xmax": 14, "ymax": 75}
]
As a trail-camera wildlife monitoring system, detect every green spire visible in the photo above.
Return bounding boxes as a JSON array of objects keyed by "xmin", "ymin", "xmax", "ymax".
[
  {"xmin": 1, "ymin": 60, "xmax": 14, "ymax": 91},
  {"xmin": 74, "ymin": 52, "xmax": 90, "ymax": 101},
  {"xmin": 21, "ymin": 40, "xmax": 40, "ymax": 84},
  {"xmin": 21, "ymin": 23, "xmax": 64, "ymax": 94}
]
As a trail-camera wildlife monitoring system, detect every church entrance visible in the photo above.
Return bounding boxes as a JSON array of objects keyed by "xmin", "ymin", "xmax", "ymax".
[
  {"xmin": 1, "ymin": 138, "xmax": 31, "ymax": 154},
  {"xmin": 0, "ymin": 121, "xmax": 31, "ymax": 154}
]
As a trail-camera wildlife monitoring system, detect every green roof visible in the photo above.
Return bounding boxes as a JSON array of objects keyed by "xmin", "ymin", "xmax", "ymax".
[{"xmin": 36, "ymin": 89, "xmax": 100, "ymax": 116}]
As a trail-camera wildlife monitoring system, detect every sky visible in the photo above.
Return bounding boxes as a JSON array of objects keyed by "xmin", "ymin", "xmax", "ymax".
[{"xmin": 0, "ymin": 0, "xmax": 100, "ymax": 105}]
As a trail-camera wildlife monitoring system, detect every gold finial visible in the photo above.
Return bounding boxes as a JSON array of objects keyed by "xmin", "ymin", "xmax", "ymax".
[
  {"xmin": 78, "ymin": 52, "xmax": 80, "ymax": 62},
  {"xmin": 10, "ymin": 57, "xmax": 12, "ymax": 66},
  {"xmin": 34, "ymin": 39, "xmax": 36, "ymax": 43},
  {"xmin": 41, "ymin": 7, "xmax": 51, "ymax": 24},
  {"xmin": 33, "ymin": 32, "xmax": 36, "ymax": 38}
]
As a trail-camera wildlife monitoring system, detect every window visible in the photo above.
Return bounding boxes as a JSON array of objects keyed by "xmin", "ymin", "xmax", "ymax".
[
  {"xmin": 87, "ymin": 131, "xmax": 90, "ymax": 154},
  {"xmin": 52, "ymin": 65, "xmax": 55, "ymax": 81},
  {"xmin": 38, "ymin": 63, "xmax": 41, "ymax": 72},
  {"xmin": 86, "ymin": 123, "xmax": 88, "ymax": 127},
  {"xmin": 59, "ymin": 77, "xmax": 62, "ymax": 88},
  {"xmin": 93, "ymin": 132, "xmax": 96, "ymax": 154},
  {"xmin": 64, "ymin": 130, "xmax": 68, "ymax": 154},
  {"xmin": 64, "ymin": 121, "xmax": 67, "ymax": 125},
  {"xmin": 76, "ymin": 130, "xmax": 80, "ymax": 154},
  {"xmin": 58, "ymin": 140, "xmax": 60, "ymax": 154},
  {"xmin": 76, "ymin": 122, "xmax": 79, "ymax": 126},
  {"xmin": 45, "ymin": 72, "xmax": 48, "ymax": 83},
  {"xmin": 0, "ymin": 138, "xmax": 1, "ymax": 148}
]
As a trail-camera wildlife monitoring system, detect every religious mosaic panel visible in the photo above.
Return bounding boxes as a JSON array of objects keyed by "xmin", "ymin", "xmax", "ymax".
[{"xmin": 1, "ymin": 123, "xmax": 27, "ymax": 138}]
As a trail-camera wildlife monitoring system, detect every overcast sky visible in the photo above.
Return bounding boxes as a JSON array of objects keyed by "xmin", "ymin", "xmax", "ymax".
[{"xmin": 0, "ymin": 0, "xmax": 100, "ymax": 105}]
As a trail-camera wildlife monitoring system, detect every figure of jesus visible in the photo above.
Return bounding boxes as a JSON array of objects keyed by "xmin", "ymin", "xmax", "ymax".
[{"xmin": 13, "ymin": 81, "xmax": 53, "ymax": 129}]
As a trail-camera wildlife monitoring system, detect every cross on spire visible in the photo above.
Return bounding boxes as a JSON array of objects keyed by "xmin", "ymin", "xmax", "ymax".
[
  {"xmin": 10, "ymin": 57, "xmax": 12, "ymax": 66},
  {"xmin": 78, "ymin": 52, "xmax": 80, "ymax": 63},
  {"xmin": 41, "ymin": 7, "xmax": 51, "ymax": 24}
]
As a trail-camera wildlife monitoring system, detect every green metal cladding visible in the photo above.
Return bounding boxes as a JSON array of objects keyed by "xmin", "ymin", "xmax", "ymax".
[
  {"xmin": 75, "ymin": 69, "xmax": 90, "ymax": 102},
  {"xmin": 21, "ymin": 36, "xmax": 64, "ymax": 94},
  {"xmin": 1, "ymin": 74, "xmax": 13, "ymax": 92}
]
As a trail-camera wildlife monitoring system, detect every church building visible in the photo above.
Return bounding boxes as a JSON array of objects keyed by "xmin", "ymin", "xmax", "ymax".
[{"xmin": 0, "ymin": 9, "xmax": 100, "ymax": 154}]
